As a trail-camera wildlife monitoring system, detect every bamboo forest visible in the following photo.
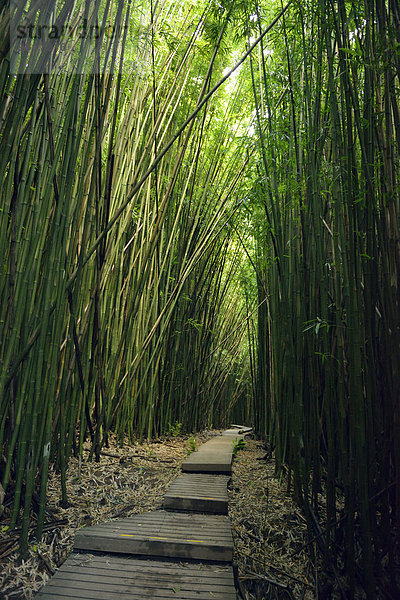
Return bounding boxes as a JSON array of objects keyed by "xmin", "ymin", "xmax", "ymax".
[{"xmin": 0, "ymin": 0, "xmax": 399, "ymax": 598}]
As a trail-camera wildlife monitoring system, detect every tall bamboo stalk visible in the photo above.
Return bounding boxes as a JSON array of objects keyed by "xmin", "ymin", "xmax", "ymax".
[
  {"xmin": 251, "ymin": 0, "xmax": 400, "ymax": 595},
  {"xmin": 0, "ymin": 0, "xmax": 255, "ymax": 553}
]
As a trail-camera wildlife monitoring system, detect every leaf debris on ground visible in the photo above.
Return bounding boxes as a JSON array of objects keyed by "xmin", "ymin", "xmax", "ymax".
[
  {"xmin": 0, "ymin": 431, "xmax": 215, "ymax": 599},
  {"xmin": 229, "ymin": 439, "xmax": 316, "ymax": 600},
  {"xmin": 2, "ymin": 432, "xmax": 319, "ymax": 600}
]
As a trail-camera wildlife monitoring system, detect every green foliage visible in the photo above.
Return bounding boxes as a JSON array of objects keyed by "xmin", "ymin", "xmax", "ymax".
[
  {"xmin": 186, "ymin": 436, "xmax": 197, "ymax": 455},
  {"xmin": 302, "ymin": 317, "xmax": 331, "ymax": 336},
  {"xmin": 167, "ymin": 421, "xmax": 182, "ymax": 438},
  {"xmin": 232, "ymin": 437, "xmax": 246, "ymax": 457}
]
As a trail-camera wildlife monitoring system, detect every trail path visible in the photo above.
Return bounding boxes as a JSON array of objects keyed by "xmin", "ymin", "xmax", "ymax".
[{"xmin": 36, "ymin": 426, "xmax": 252, "ymax": 599}]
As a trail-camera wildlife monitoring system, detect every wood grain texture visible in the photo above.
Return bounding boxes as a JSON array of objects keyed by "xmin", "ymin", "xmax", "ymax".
[
  {"xmin": 163, "ymin": 474, "xmax": 230, "ymax": 513},
  {"xmin": 35, "ymin": 553, "xmax": 237, "ymax": 599},
  {"xmin": 181, "ymin": 434, "xmax": 245, "ymax": 473},
  {"xmin": 73, "ymin": 510, "xmax": 233, "ymax": 561}
]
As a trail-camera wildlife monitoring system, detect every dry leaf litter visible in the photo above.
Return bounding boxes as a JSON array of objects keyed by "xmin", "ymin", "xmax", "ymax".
[
  {"xmin": 0, "ymin": 431, "xmax": 215, "ymax": 599},
  {"xmin": 1, "ymin": 431, "xmax": 322, "ymax": 600},
  {"xmin": 229, "ymin": 438, "xmax": 317, "ymax": 600}
]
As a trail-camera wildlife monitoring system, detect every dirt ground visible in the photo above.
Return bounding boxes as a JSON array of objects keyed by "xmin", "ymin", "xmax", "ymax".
[{"xmin": 0, "ymin": 431, "xmax": 318, "ymax": 599}]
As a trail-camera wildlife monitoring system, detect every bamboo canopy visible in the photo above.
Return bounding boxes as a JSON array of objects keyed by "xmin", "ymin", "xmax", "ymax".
[{"xmin": 1, "ymin": 0, "xmax": 399, "ymax": 597}]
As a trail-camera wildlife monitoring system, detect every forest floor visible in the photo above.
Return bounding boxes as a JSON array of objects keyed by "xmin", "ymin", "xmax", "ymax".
[
  {"xmin": 230, "ymin": 439, "xmax": 319, "ymax": 600},
  {"xmin": 1, "ymin": 431, "xmax": 321, "ymax": 600}
]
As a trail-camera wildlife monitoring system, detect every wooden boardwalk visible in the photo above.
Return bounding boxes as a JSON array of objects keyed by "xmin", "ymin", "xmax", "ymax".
[
  {"xmin": 74, "ymin": 511, "xmax": 233, "ymax": 561},
  {"xmin": 37, "ymin": 554, "xmax": 236, "ymax": 599},
  {"xmin": 36, "ymin": 426, "xmax": 251, "ymax": 599},
  {"xmin": 163, "ymin": 473, "xmax": 230, "ymax": 513},
  {"xmin": 182, "ymin": 430, "xmax": 247, "ymax": 474}
]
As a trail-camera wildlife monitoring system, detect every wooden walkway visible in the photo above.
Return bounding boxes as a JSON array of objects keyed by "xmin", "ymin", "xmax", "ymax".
[
  {"xmin": 36, "ymin": 426, "xmax": 251, "ymax": 599},
  {"xmin": 163, "ymin": 473, "xmax": 230, "ymax": 513}
]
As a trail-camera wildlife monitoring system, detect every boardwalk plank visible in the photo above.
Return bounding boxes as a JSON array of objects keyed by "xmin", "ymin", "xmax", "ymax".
[
  {"xmin": 181, "ymin": 430, "xmax": 248, "ymax": 474},
  {"xmin": 182, "ymin": 451, "xmax": 233, "ymax": 474},
  {"xmin": 35, "ymin": 554, "xmax": 237, "ymax": 599},
  {"xmin": 163, "ymin": 474, "xmax": 229, "ymax": 513},
  {"xmin": 73, "ymin": 511, "xmax": 233, "ymax": 561}
]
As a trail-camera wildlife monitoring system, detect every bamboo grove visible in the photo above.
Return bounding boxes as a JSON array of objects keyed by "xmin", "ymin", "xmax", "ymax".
[
  {"xmin": 1, "ymin": 0, "xmax": 399, "ymax": 596},
  {"xmin": 0, "ymin": 0, "xmax": 254, "ymax": 552},
  {"xmin": 249, "ymin": 0, "xmax": 400, "ymax": 597}
]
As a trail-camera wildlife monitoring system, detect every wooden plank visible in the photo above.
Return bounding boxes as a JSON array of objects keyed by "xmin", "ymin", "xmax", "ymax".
[
  {"xmin": 59, "ymin": 556, "xmax": 235, "ymax": 570},
  {"xmin": 37, "ymin": 578, "xmax": 234, "ymax": 599},
  {"xmin": 195, "ymin": 444, "xmax": 235, "ymax": 451},
  {"xmin": 35, "ymin": 554, "xmax": 237, "ymax": 599},
  {"xmin": 181, "ymin": 457, "xmax": 232, "ymax": 474},
  {"xmin": 163, "ymin": 474, "xmax": 229, "ymax": 514},
  {"xmin": 73, "ymin": 511, "xmax": 233, "ymax": 562},
  {"xmin": 199, "ymin": 436, "xmax": 240, "ymax": 445},
  {"xmin": 181, "ymin": 430, "xmax": 248, "ymax": 473},
  {"xmin": 230, "ymin": 424, "xmax": 253, "ymax": 434},
  {"xmin": 195, "ymin": 436, "xmax": 244, "ymax": 448},
  {"xmin": 37, "ymin": 588, "xmax": 235, "ymax": 600}
]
